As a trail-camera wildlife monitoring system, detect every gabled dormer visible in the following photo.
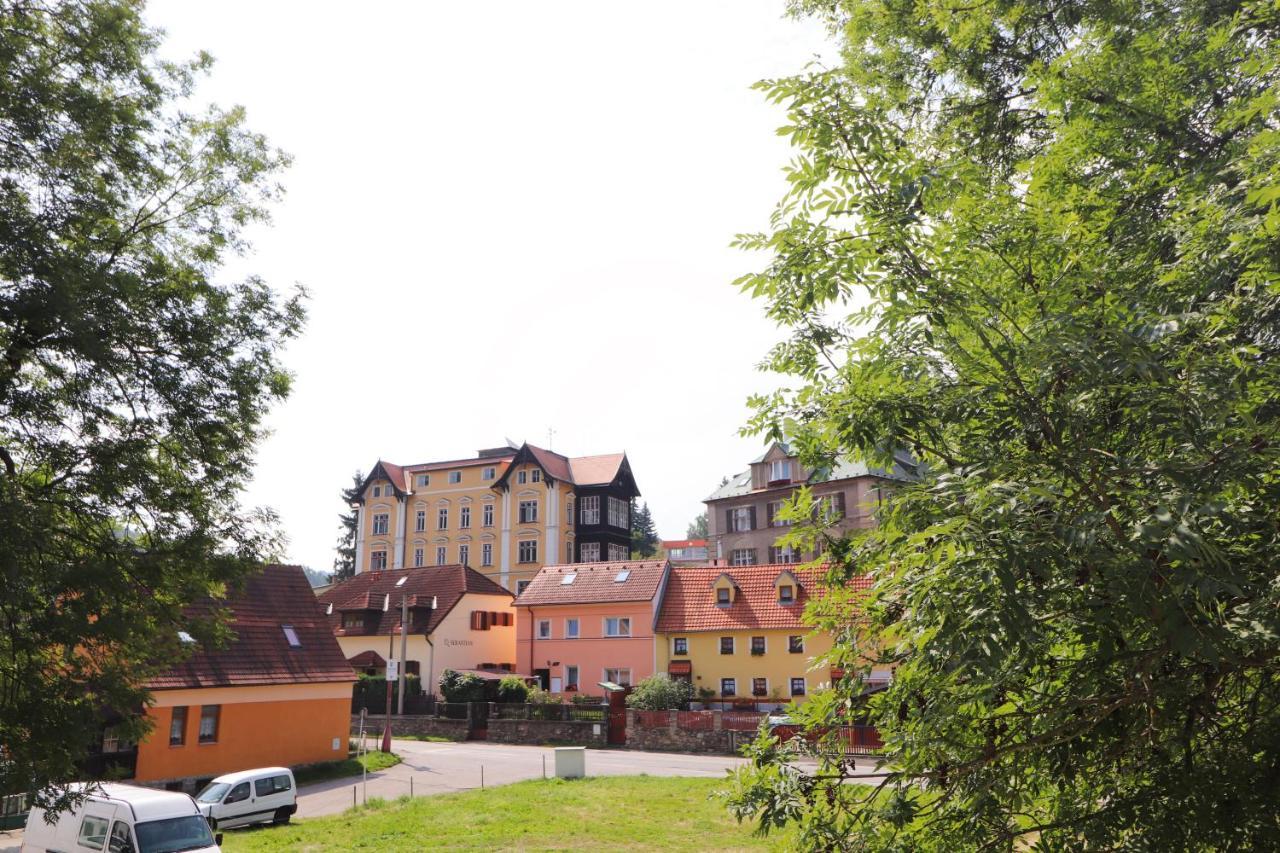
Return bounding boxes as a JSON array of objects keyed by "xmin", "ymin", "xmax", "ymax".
[
  {"xmin": 710, "ymin": 572, "xmax": 739, "ymax": 606},
  {"xmin": 491, "ymin": 443, "xmax": 568, "ymax": 490},
  {"xmin": 750, "ymin": 442, "xmax": 807, "ymax": 490},
  {"xmin": 774, "ymin": 570, "xmax": 802, "ymax": 606}
]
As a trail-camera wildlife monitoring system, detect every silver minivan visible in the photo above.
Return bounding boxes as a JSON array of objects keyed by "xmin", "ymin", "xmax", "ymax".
[{"xmin": 194, "ymin": 767, "xmax": 296, "ymax": 830}]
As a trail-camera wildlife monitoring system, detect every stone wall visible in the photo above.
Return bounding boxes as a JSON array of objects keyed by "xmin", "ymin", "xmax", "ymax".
[
  {"xmin": 623, "ymin": 709, "xmax": 746, "ymax": 754},
  {"xmin": 351, "ymin": 714, "xmax": 468, "ymax": 741},
  {"xmin": 487, "ymin": 718, "xmax": 607, "ymax": 747}
]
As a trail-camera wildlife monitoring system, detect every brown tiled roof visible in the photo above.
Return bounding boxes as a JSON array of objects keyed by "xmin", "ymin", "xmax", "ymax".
[
  {"xmin": 568, "ymin": 453, "xmax": 625, "ymax": 486},
  {"xmin": 526, "ymin": 444, "xmax": 573, "ymax": 482},
  {"xmin": 148, "ymin": 564, "xmax": 356, "ymax": 690},
  {"xmin": 515, "ymin": 560, "xmax": 669, "ymax": 606},
  {"xmin": 379, "ymin": 461, "xmax": 407, "ymax": 491},
  {"xmin": 654, "ymin": 564, "xmax": 870, "ymax": 633},
  {"xmin": 405, "ymin": 456, "xmax": 513, "ymax": 473},
  {"xmin": 317, "ymin": 565, "xmax": 512, "ymax": 636}
]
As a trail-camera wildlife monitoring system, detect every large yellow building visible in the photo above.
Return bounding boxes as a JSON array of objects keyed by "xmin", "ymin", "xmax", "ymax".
[
  {"xmin": 353, "ymin": 442, "xmax": 639, "ymax": 593},
  {"xmin": 654, "ymin": 564, "xmax": 887, "ymax": 705}
]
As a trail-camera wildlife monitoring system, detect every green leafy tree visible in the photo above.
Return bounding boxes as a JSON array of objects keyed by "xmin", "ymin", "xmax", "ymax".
[
  {"xmin": 437, "ymin": 670, "xmax": 485, "ymax": 703},
  {"xmin": 686, "ymin": 512, "xmax": 708, "ymax": 540},
  {"xmin": 626, "ymin": 675, "xmax": 694, "ymax": 711},
  {"xmin": 332, "ymin": 470, "xmax": 364, "ymax": 580},
  {"xmin": 0, "ymin": 0, "xmax": 300, "ymax": 810},
  {"xmin": 495, "ymin": 676, "xmax": 531, "ymax": 704},
  {"xmin": 630, "ymin": 499, "xmax": 659, "ymax": 557},
  {"xmin": 724, "ymin": 0, "xmax": 1280, "ymax": 850}
]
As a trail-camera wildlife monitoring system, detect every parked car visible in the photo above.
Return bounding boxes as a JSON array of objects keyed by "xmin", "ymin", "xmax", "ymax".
[
  {"xmin": 22, "ymin": 782, "xmax": 221, "ymax": 853},
  {"xmin": 194, "ymin": 767, "xmax": 296, "ymax": 830}
]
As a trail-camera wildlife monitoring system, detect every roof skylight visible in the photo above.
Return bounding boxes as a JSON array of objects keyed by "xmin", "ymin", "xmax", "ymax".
[
  {"xmin": 396, "ymin": 575, "xmax": 408, "ymax": 587},
  {"xmin": 177, "ymin": 630, "xmax": 196, "ymax": 645},
  {"xmin": 614, "ymin": 570, "xmax": 631, "ymax": 583},
  {"xmin": 282, "ymin": 625, "xmax": 301, "ymax": 648},
  {"xmin": 561, "ymin": 573, "xmax": 577, "ymax": 585}
]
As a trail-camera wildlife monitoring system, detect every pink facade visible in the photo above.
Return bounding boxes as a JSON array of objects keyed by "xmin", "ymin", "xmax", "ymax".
[{"xmin": 517, "ymin": 600, "xmax": 659, "ymax": 691}]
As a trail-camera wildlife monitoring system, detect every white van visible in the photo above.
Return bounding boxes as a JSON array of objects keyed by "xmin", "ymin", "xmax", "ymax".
[
  {"xmin": 193, "ymin": 767, "xmax": 296, "ymax": 830},
  {"xmin": 21, "ymin": 783, "xmax": 221, "ymax": 853}
]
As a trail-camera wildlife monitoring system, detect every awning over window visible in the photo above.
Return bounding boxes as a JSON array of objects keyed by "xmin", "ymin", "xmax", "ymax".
[
  {"xmin": 348, "ymin": 650, "xmax": 386, "ymax": 669},
  {"xmin": 667, "ymin": 660, "xmax": 692, "ymax": 675}
]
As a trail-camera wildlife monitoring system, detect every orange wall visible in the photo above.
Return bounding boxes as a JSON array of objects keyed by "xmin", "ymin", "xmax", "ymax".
[{"xmin": 135, "ymin": 686, "xmax": 351, "ymax": 782}]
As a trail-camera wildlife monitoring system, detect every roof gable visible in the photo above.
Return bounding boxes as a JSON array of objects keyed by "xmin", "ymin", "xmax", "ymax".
[
  {"xmin": 317, "ymin": 565, "xmax": 513, "ymax": 637},
  {"xmin": 655, "ymin": 563, "xmax": 870, "ymax": 633}
]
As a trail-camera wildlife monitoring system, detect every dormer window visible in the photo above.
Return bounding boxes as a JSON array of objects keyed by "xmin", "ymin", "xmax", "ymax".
[
  {"xmin": 416, "ymin": 474, "xmax": 429, "ymax": 488},
  {"xmin": 531, "ymin": 469, "xmax": 541, "ymax": 483},
  {"xmin": 716, "ymin": 587, "xmax": 731, "ymax": 605},
  {"xmin": 517, "ymin": 470, "xmax": 527, "ymax": 485},
  {"xmin": 778, "ymin": 584, "xmax": 795, "ymax": 604},
  {"xmin": 341, "ymin": 613, "xmax": 363, "ymax": 630},
  {"xmin": 770, "ymin": 460, "xmax": 792, "ymax": 483}
]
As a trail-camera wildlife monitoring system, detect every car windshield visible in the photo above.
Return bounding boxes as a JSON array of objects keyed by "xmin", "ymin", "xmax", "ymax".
[
  {"xmin": 133, "ymin": 816, "xmax": 215, "ymax": 853},
  {"xmin": 194, "ymin": 782, "xmax": 230, "ymax": 804}
]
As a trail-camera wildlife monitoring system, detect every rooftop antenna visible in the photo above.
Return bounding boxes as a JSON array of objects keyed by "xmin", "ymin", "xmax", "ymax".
[{"xmin": 547, "ymin": 427, "xmax": 556, "ymax": 450}]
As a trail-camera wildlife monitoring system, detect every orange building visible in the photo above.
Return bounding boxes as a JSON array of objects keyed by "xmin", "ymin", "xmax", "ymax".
[{"xmin": 132, "ymin": 564, "xmax": 355, "ymax": 791}]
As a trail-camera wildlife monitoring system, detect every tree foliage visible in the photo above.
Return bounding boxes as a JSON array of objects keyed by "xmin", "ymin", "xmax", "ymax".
[
  {"xmin": 437, "ymin": 669, "xmax": 485, "ymax": 704},
  {"xmin": 332, "ymin": 470, "xmax": 363, "ymax": 581},
  {"xmin": 686, "ymin": 511, "xmax": 709, "ymax": 540},
  {"xmin": 630, "ymin": 499, "xmax": 659, "ymax": 557},
  {"xmin": 626, "ymin": 675, "xmax": 694, "ymax": 711},
  {"xmin": 0, "ymin": 0, "xmax": 300, "ymax": 807},
  {"xmin": 724, "ymin": 0, "xmax": 1280, "ymax": 849}
]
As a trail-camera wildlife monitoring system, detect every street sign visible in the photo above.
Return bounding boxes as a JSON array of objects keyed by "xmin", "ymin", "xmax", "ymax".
[{"xmin": 386, "ymin": 659, "xmax": 399, "ymax": 681}]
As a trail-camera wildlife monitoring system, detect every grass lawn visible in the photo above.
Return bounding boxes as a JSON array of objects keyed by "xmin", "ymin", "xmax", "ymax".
[
  {"xmin": 219, "ymin": 776, "xmax": 789, "ymax": 851},
  {"xmin": 292, "ymin": 750, "xmax": 402, "ymax": 786}
]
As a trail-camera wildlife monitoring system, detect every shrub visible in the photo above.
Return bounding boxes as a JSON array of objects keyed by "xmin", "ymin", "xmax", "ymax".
[
  {"xmin": 570, "ymin": 693, "xmax": 603, "ymax": 705},
  {"xmin": 438, "ymin": 669, "xmax": 485, "ymax": 703},
  {"xmin": 496, "ymin": 676, "xmax": 530, "ymax": 704},
  {"xmin": 696, "ymin": 686, "xmax": 716, "ymax": 704},
  {"xmin": 527, "ymin": 686, "xmax": 560, "ymax": 705},
  {"xmin": 626, "ymin": 675, "xmax": 694, "ymax": 710}
]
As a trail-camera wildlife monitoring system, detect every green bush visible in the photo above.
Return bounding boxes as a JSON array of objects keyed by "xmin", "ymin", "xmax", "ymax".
[
  {"xmin": 527, "ymin": 686, "xmax": 560, "ymax": 705},
  {"xmin": 570, "ymin": 693, "xmax": 603, "ymax": 705},
  {"xmin": 496, "ymin": 676, "xmax": 530, "ymax": 704},
  {"xmin": 626, "ymin": 675, "xmax": 694, "ymax": 710},
  {"xmin": 438, "ymin": 669, "xmax": 485, "ymax": 703}
]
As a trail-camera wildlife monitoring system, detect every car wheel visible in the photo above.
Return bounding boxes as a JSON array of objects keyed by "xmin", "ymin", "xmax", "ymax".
[{"xmin": 273, "ymin": 807, "xmax": 291, "ymax": 825}]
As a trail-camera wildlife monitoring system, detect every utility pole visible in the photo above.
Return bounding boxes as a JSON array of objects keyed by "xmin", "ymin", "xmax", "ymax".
[
  {"xmin": 397, "ymin": 594, "xmax": 408, "ymax": 715},
  {"xmin": 381, "ymin": 596, "xmax": 394, "ymax": 753}
]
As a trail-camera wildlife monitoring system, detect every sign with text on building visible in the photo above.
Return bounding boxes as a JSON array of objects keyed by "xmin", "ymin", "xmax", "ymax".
[{"xmin": 386, "ymin": 659, "xmax": 399, "ymax": 681}]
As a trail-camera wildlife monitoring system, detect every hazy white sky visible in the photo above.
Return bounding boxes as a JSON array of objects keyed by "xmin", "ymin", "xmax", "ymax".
[{"xmin": 144, "ymin": 1, "xmax": 838, "ymax": 573}]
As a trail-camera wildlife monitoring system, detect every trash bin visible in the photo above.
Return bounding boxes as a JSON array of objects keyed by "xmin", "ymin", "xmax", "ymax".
[{"xmin": 554, "ymin": 746, "xmax": 585, "ymax": 779}]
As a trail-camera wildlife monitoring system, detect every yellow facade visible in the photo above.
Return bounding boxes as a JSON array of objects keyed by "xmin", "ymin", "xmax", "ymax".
[
  {"xmin": 357, "ymin": 460, "xmax": 577, "ymax": 593},
  {"xmin": 656, "ymin": 628, "xmax": 835, "ymax": 704}
]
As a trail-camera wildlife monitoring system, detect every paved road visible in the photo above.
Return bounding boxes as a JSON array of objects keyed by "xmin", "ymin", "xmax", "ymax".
[{"xmin": 296, "ymin": 739, "xmax": 761, "ymax": 817}]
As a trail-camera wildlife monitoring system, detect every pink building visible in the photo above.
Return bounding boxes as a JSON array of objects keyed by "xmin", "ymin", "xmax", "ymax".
[{"xmin": 514, "ymin": 560, "xmax": 670, "ymax": 691}]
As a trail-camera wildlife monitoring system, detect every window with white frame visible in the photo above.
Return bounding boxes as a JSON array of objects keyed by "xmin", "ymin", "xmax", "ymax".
[
  {"xmin": 537, "ymin": 619, "xmax": 551, "ymax": 639},
  {"xmin": 437, "ymin": 507, "xmax": 448, "ymax": 529},
  {"xmin": 720, "ymin": 636, "xmax": 735, "ymax": 654},
  {"xmin": 604, "ymin": 667, "xmax": 632, "ymax": 686},
  {"xmin": 372, "ymin": 484, "xmax": 382, "ymax": 497},
  {"xmin": 767, "ymin": 500, "xmax": 789, "ymax": 527},
  {"xmin": 720, "ymin": 678, "xmax": 736, "ymax": 696},
  {"xmin": 769, "ymin": 545, "xmax": 799, "ymax": 564},
  {"xmin": 372, "ymin": 513, "xmax": 389, "ymax": 535},
  {"xmin": 751, "ymin": 636, "xmax": 767, "ymax": 655},
  {"xmin": 415, "ymin": 510, "xmax": 426, "ymax": 532},
  {"xmin": 580, "ymin": 542, "xmax": 601, "ymax": 562},
  {"xmin": 370, "ymin": 550, "xmax": 387, "ymax": 571},
  {"xmin": 731, "ymin": 548, "xmax": 757, "ymax": 566},
  {"xmin": 531, "ymin": 469, "xmax": 541, "ymax": 482},
  {"xmin": 518, "ymin": 539, "xmax": 538, "ymax": 563},
  {"xmin": 790, "ymin": 678, "xmax": 806, "ymax": 696},
  {"xmin": 460, "ymin": 505, "xmax": 471, "ymax": 528},
  {"xmin": 779, "ymin": 583, "xmax": 796, "ymax": 603},
  {"xmin": 752, "ymin": 677, "xmax": 768, "ymax": 697},
  {"xmin": 580, "ymin": 495, "xmax": 600, "ymax": 525},
  {"xmin": 518, "ymin": 500, "xmax": 538, "ymax": 524},
  {"xmin": 448, "ymin": 471, "xmax": 462, "ymax": 484},
  {"xmin": 818, "ymin": 492, "xmax": 847, "ymax": 523},
  {"xmin": 517, "ymin": 470, "xmax": 527, "ymax": 485},
  {"xmin": 770, "ymin": 459, "xmax": 792, "ymax": 482},
  {"xmin": 565, "ymin": 618, "xmax": 579, "ymax": 639},
  {"xmin": 607, "ymin": 496, "xmax": 629, "ymax": 528},
  {"xmin": 482, "ymin": 466, "xmax": 496, "ymax": 480},
  {"xmin": 731, "ymin": 507, "xmax": 754, "ymax": 532},
  {"xmin": 566, "ymin": 500, "xmax": 574, "ymax": 524},
  {"xmin": 413, "ymin": 547, "xmax": 424, "ymax": 567},
  {"xmin": 435, "ymin": 546, "xmax": 447, "ymax": 565},
  {"xmin": 459, "ymin": 544, "xmax": 470, "ymax": 566},
  {"xmin": 481, "ymin": 542, "xmax": 493, "ymax": 566},
  {"xmin": 482, "ymin": 503, "xmax": 494, "ymax": 527},
  {"xmin": 604, "ymin": 617, "xmax": 630, "ymax": 637},
  {"xmin": 673, "ymin": 637, "xmax": 688, "ymax": 655},
  {"xmin": 607, "ymin": 543, "xmax": 628, "ymax": 561},
  {"xmin": 565, "ymin": 664, "xmax": 579, "ymax": 690}
]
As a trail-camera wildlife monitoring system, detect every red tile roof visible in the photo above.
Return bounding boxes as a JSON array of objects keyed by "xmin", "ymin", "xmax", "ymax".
[
  {"xmin": 515, "ymin": 560, "xmax": 669, "ymax": 606},
  {"xmin": 379, "ymin": 461, "xmax": 407, "ymax": 491},
  {"xmin": 405, "ymin": 456, "xmax": 514, "ymax": 473},
  {"xmin": 317, "ymin": 565, "xmax": 512, "ymax": 636},
  {"xmin": 662, "ymin": 539, "xmax": 707, "ymax": 549},
  {"xmin": 654, "ymin": 564, "xmax": 870, "ymax": 632},
  {"xmin": 568, "ymin": 453, "xmax": 625, "ymax": 486},
  {"xmin": 148, "ymin": 564, "xmax": 356, "ymax": 690},
  {"xmin": 526, "ymin": 445, "xmax": 574, "ymax": 482}
]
